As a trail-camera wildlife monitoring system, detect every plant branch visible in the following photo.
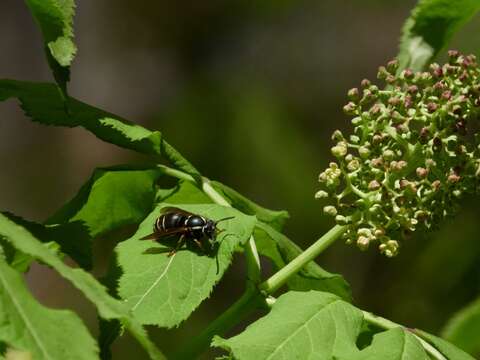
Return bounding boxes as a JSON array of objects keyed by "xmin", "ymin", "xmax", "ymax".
[
  {"xmin": 172, "ymin": 289, "xmax": 265, "ymax": 360},
  {"xmin": 259, "ymin": 224, "xmax": 346, "ymax": 295}
]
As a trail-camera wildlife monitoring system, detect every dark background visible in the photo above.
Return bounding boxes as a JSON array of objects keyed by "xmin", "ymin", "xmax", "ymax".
[{"xmin": 1, "ymin": 0, "xmax": 480, "ymax": 358}]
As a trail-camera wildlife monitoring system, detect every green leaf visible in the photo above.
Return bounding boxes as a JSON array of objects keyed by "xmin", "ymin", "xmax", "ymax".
[
  {"xmin": 0, "ymin": 80, "xmax": 162, "ymax": 155},
  {"xmin": 3, "ymin": 167, "xmax": 161, "ymax": 270},
  {"xmin": 155, "ymin": 181, "xmax": 211, "ymax": 205},
  {"xmin": 414, "ymin": 329, "xmax": 475, "ymax": 360},
  {"xmin": 213, "ymin": 291, "xmax": 363, "ymax": 359},
  {"xmin": 49, "ymin": 166, "xmax": 161, "ymax": 237},
  {"xmin": 24, "ymin": 0, "xmax": 76, "ymax": 92},
  {"xmin": 213, "ymin": 291, "xmax": 429, "ymax": 360},
  {"xmin": 348, "ymin": 328, "xmax": 428, "ymax": 360},
  {"xmin": 116, "ymin": 203, "xmax": 256, "ymax": 327},
  {"xmin": 441, "ymin": 297, "xmax": 480, "ymax": 355},
  {"xmin": 3, "ymin": 212, "xmax": 88, "ymax": 270},
  {"xmin": 255, "ymin": 222, "xmax": 351, "ymax": 301},
  {"xmin": 0, "ymin": 80, "xmax": 201, "ymax": 177},
  {"xmin": 211, "ymin": 181, "xmax": 289, "ymax": 231},
  {"xmin": 0, "ymin": 257, "xmax": 98, "ymax": 360},
  {"xmin": 398, "ymin": 0, "xmax": 480, "ymax": 71},
  {"xmin": 0, "ymin": 213, "xmax": 165, "ymax": 360}
]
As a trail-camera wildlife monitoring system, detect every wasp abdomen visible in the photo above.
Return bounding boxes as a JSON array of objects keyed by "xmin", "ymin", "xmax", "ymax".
[{"xmin": 155, "ymin": 213, "xmax": 185, "ymax": 232}]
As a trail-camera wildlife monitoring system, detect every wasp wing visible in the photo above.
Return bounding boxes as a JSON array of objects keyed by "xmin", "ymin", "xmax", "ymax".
[{"xmin": 140, "ymin": 226, "xmax": 190, "ymax": 240}]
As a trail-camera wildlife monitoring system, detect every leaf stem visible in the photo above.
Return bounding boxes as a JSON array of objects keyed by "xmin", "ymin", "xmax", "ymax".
[
  {"xmin": 362, "ymin": 311, "xmax": 447, "ymax": 360},
  {"xmin": 172, "ymin": 289, "xmax": 265, "ymax": 360},
  {"xmin": 259, "ymin": 224, "xmax": 346, "ymax": 295}
]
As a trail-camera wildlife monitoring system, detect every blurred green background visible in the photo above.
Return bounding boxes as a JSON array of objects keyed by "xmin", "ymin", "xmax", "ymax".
[{"xmin": 1, "ymin": 0, "xmax": 480, "ymax": 358}]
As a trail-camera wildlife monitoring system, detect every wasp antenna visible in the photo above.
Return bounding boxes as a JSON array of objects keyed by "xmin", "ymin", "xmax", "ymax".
[{"xmin": 215, "ymin": 216, "xmax": 235, "ymax": 224}]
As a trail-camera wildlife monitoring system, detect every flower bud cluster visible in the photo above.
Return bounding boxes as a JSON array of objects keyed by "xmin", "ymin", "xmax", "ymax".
[{"xmin": 317, "ymin": 51, "xmax": 480, "ymax": 256}]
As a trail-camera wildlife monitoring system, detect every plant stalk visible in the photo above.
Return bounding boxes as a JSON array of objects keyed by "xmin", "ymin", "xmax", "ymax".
[
  {"xmin": 259, "ymin": 224, "xmax": 346, "ymax": 295},
  {"xmin": 172, "ymin": 289, "xmax": 264, "ymax": 360}
]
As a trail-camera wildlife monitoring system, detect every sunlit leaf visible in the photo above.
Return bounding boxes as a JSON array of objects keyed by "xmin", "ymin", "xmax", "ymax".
[
  {"xmin": 0, "ymin": 213, "xmax": 165, "ymax": 360},
  {"xmin": 398, "ymin": 0, "xmax": 480, "ymax": 71},
  {"xmin": 24, "ymin": 0, "xmax": 76, "ymax": 92},
  {"xmin": 116, "ymin": 203, "xmax": 256, "ymax": 327},
  {"xmin": 0, "ymin": 258, "xmax": 98, "ymax": 360},
  {"xmin": 213, "ymin": 291, "xmax": 429, "ymax": 360}
]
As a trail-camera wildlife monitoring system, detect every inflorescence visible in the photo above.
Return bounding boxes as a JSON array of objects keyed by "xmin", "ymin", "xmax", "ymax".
[{"xmin": 317, "ymin": 51, "xmax": 480, "ymax": 257}]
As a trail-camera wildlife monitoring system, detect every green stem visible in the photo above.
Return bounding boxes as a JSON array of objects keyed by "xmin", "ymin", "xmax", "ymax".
[
  {"xmin": 156, "ymin": 164, "xmax": 196, "ymax": 183},
  {"xmin": 172, "ymin": 289, "xmax": 264, "ymax": 360},
  {"xmin": 362, "ymin": 311, "xmax": 446, "ymax": 360},
  {"xmin": 202, "ymin": 178, "xmax": 262, "ymax": 284},
  {"xmin": 259, "ymin": 224, "xmax": 346, "ymax": 295}
]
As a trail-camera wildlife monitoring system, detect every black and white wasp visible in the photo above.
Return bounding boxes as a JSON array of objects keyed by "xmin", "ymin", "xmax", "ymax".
[{"xmin": 141, "ymin": 207, "xmax": 234, "ymax": 257}]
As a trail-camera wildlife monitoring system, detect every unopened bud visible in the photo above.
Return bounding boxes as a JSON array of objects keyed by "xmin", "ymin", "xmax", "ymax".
[
  {"xmin": 368, "ymin": 180, "xmax": 381, "ymax": 190},
  {"xmin": 416, "ymin": 167, "xmax": 428, "ymax": 178},
  {"xmin": 323, "ymin": 205, "xmax": 337, "ymax": 216},
  {"xmin": 357, "ymin": 236, "xmax": 370, "ymax": 250},
  {"xmin": 315, "ymin": 190, "xmax": 329, "ymax": 199}
]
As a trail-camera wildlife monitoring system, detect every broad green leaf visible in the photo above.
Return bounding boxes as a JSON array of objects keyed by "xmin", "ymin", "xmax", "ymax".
[
  {"xmin": 347, "ymin": 328, "xmax": 427, "ymax": 360},
  {"xmin": 214, "ymin": 291, "xmax": 431, "ymax": 360},
  {"xmin": 398, "ymin": 0, "xmax": 480, "ymax": 71},
  {"xmin": 48, "ymin": 166, "xmax": 161, "ymax": 237},
  {"xmin": 211, "ymin": 181, "xmax": 289, "ymax": 231},
  {"xmin": 116, "ymin": 203, "xmax": 256, "ymax": 327},
  {"xmin": 24, "ymin": 0, "xmax": 76, "ymax": 92},
  {"xmin": 415, "ymin": 329, "xmax": 476, "ymax": 360},
  {"xmin": 155, "ymin": 181, "xmax": 211, "ymax": 205},
  {"xmin": 0, "ymin": 213, "xmax": 165, "ymax": 360},
  {"xmin": 441, "ymin": 297, "xmax": 480, "ymax": 355},
  {"xmin": 255, "ymin": 222, "xmax": 351, "ymax": 301},
  {"xmin": 3, "ymin": 167, "xmax": 161, "ymax": 269},
  {"xmin": 0, "ymin": 258, "xmax": 98, "ymax": 360},
  {"xmin": 213, "ymin": 291, "xmax": 363, "ymax": 359}
]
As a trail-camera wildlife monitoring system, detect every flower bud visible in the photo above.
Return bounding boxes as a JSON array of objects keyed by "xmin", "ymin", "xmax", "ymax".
[
  {"xmin": 323, "ymin": 205, "xmax": 337, "ymax": 216},
  {"xmin": 315, "ymin": 190, "xmax": 329, "ymax": 199},
  {"xmin": 343, "ymin": 102, "xmax": 357, "ymax": 115},
  {"xmin": 357, "ymin": 236, "xmax": 370, "ymax": 250},
  {"xmin": 358, "ymin": 146, "xmax": 370, "ymax": 159}
]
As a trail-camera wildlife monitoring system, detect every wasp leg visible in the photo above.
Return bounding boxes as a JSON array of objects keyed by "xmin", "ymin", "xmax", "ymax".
[
  {"xmin": 168, "ymin": 235, "xmax": 185, "ymax": 257},
  {"xmin": 193, "ymin": 238, "xmax": 204, "ymax": 251}
]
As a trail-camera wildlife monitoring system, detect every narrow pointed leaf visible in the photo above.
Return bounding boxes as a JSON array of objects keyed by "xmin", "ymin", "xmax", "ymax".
[
  {"xmin": 0, "ymin": 80, "xmax": 161, "ymax": 155},
  {"xmin": 398, "ymin": 0, "xmax": 480, "ymax": 71},
  {"xmin": 0, "ymin": 213, "xmax": 165, "ymax": 360},
  {"xmin": 0, "ymin": 258, "xmax": 98, "ymax": 360},
  {"xmin": 255, "ymin": 222, "xmax": 351, "ymax": 301},
  {"xmin": 24, "ymin": 0, "xmax": 76, "ymax": 92},
  {"xmin": 116, "ymin": 203, "xmax": 256, "ymax": 327}
]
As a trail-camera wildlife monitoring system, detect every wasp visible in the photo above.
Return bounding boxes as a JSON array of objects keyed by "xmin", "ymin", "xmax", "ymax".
[{"xmin": 141, "ymin": 207, "xmax": 234, "ymax": 257}]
